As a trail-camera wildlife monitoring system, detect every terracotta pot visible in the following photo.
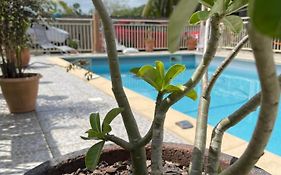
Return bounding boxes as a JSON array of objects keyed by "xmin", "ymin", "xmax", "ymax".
[
  {"xmin": 145, "ymin": 39, "xmax": 155, "ymax": 52},
  {"xmin": 5, "ymin": 48, "xmax": 31, "ymax": 67},
  {"xmin": 24, "ymin": 143, "xmax": 269, "ymax": 175},
  {"xmin": 186, "ymin": 37, "xmax": 197, "ymax": 50},
  {"xmin": 0, "ymin": 73, "xmax": 41, "ymax": 113}
]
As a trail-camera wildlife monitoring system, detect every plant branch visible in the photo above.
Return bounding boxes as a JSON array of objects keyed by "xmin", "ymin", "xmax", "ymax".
[
  {"xmin": 160, "ymin": 14, "xmax": 222, "ymax": 111},
  {"xmin": 92, "ymin": 1, "xmax": 148, "ymax": 174},
  {"xmin": 189, "ymin": 73, "xmax": 209, "ymax": 175},
  {"xmin": 195, "ymin": 35, "xmax": 248, "ymax": 175},
  {"xmin": 191, "ymin": 35, "xmax": 248, "ymax": 175},
  {"xmin": 104, "ymin": 134, "xmax": 132, "ymax": 151},
  {"xmin": 92, "ymin": 0, "xmax": 141, "ymax": 148},
  {"xmin": 208, "ymin": 75, "xmax": 281, "ymax": 175},
  {"xmin": 204, "ymin": 35, "xmax": 249, "ymax": 97},
  {"xmin": 220, "ymin": 23, "xmax": 280, "ymax": 175}
]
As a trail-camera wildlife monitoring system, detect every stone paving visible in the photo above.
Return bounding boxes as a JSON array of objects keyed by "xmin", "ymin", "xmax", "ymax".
[{"xmin": 0, "ymin": 55, "xmax": 185, "ymax": 175}]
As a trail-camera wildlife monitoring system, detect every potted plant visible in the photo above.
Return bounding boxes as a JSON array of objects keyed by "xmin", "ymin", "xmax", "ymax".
[
  {"xmin": 186, "ymin": 35, "xmax": 197, "ymax": 50},
  {"xmin": 0, "ymin": 0, "xmax": 47, "ymax": 113},
  {"xmin": 68, "ymin": 39, "xmax": 79, "ymax": 50},
  {"xmin": 145, "ymin": 28, "xmax": 155, "ymax": 52},
  {"xmin": 26, "ymin": 0, "xmax": 280, "ymax": 174}
]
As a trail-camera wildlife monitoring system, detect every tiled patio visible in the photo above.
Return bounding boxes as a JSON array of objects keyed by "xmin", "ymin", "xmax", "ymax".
[{"xmin": 0, "ymin": 55, "xmax": 185, "ymax": 175}]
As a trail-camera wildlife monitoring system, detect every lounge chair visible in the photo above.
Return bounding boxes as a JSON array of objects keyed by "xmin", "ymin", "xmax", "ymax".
[
  {"xmin": 104, "ymin": 39, "xmax": 139, "ymax": 54},
  {"xmin": 30, "ymin": 23, "xmax": 78, "ymax": 54}
]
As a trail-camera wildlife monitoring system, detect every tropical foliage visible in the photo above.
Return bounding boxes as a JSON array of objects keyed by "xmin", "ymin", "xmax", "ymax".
[
  {"xmin": 111, "ymin": 5, "xmax": 145, "ymax": 17},
  {"xmin": 142, "ymin": 0, "xmax": 181, "ymax": 17},
  {"xmin": 48, "ymin": 0, "xmax": 83, "ymax": 17}
]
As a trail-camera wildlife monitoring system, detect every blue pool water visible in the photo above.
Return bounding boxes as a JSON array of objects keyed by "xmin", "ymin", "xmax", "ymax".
[{"xmin": 66, "ymin": 54, "xmax": 281, "ymax": 156}]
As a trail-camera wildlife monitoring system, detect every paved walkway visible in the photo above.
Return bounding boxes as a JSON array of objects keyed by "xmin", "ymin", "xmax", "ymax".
[{"xmin": 0, "ymin": 55, "xmax": 185, "ymax": 175}]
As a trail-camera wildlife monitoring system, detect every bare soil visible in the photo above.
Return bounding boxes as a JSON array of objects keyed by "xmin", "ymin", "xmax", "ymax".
[{"xmin": 63, "ymin": 160, "xmax": 189, "ymax": 175}]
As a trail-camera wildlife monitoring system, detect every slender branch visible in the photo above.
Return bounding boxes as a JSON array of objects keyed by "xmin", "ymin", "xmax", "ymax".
[
  {"xmin": 220, "ymin": 23, "xmax": 280, "ymax": 175},
  {"xmin": 104, "ymin": 134, "xmax": 132, "ymax": 151},
  {"xmin": 203, "ymin": 35, "xmax": 248, "ymax": 175},
  {"xmin": 190, "ymin": 34, "xmax": 248, "ymax": 175},
  {"xmin": 208, "ymin": 91, "xmax": 261, "ymax": 174},
  {"xmin": 189, "ymin": 73, "xmax": 209, "ymax": 175},
  {"xmin": 91, "ymin": 1, "xmax": 140, "ymax": 141},
  {"xmin": 205, "ymin": 35, "xmax": 249, "ymax": 97},
  {"xmin": 92, "ymin": 1, "xmax": 148, "ymax": 174},
  {"xmin": 160, "ymin": 14, "xmax": 222, "ymax": 111},
  {"xmin": 208, "ymin": 75, "xmax": 281, "ymax": 175}
]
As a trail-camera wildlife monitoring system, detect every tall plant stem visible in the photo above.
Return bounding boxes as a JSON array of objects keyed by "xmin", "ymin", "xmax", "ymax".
[
  {"xmin": 189, "ymin": 73, "xmax": 209, "ymax": 175},
  {"xmin": 151, "ymin": 93, "xmax": 165, "ymax": 175},
  {"xmin": 220, "ymin": 23, "xmax": 280, "ymax": 175},
  {"xmin": 204, "ymin": 35, "xmax": 249, "ymax": 175},
  {"xmin": 91, "ymin": 1, "xmax": 148, "ymax": 174}
]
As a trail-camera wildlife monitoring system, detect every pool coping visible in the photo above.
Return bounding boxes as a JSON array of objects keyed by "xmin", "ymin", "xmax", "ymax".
[{"xmin": 49, "ymin": 50, "xmax": 281, "ymax": 174}]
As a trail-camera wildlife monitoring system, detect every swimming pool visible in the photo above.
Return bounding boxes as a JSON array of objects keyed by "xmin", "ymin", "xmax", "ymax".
[{"xmin": 65, "ymin": 54, "xmax": 281, "ymax": 156}]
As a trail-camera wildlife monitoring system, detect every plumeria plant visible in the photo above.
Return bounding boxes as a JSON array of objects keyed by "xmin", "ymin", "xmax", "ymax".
[{"xmin": 81, "ymin": 0, "xmax": 281, "ymax": 175}]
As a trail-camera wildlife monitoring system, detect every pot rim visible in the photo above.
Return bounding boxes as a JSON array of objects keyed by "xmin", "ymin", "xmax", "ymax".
[
  {"xmin": 0, "ymin": 73, "xmax": 42, "ymax": 83},
  {"xmin": 24, "ymin": 143, "xmax": 270, "ymax": 175}
]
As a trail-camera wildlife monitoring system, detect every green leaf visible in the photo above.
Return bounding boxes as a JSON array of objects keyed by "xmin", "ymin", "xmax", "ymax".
[
  {"xmin": 90, "ymin": 113, "xmax": 101, "ymax": 133},
  {"xmin": 209, "ymin": 0, "xmax": 225, "ymax": 16},
  {"xmin": 223, "ymin": 15, "xmax": 243, "ymax": 34},
  {"xmin": 137, "ymin": 65, "xmax": 162, "ymax": 91},
  {"xmin": 199, "ymin": 0, "xmax": 214, "ymax": 8},
  {"xmin": 102, "ymin": 108, "xmax": 123, "ymax": 134},
  {"xmin": 226, "ymin": 0, "xmax": 248, "ymax": 15},
  {"xmin": 130, "ymin": 67, "xmax": 140, "ymax": 74},
  {"xmin": 189, "ymin": 11, "xmax": 210, "ymax": 25},
  {"xmin": 249, "ymin": 0, "xmax": 281, "ymax": 38},
  {"xmin": 102, "ymin": 125, "xmax": 112, "ymax": 134},
  {"xmin": 168, "ymin": 0, "xmax": 198, "ymax": 53},
  {"xmin": 164, "ymin": 64, "xmax": 186, "ymax": 88},
  {"xmin": 80, "ymin": 129, "xmax": 105, "ymax": 141},
  {"xmin": 155, "ymin": 61, "xmax": 165, "ymax": 79},
  {"xmin": 163, "ymin": 84, "xmax": 197, "ymax": 100},
  {"xmin": 87, "ymin": 129, "xmax": 104, "ymax": 139},
  {"xmin": 185, "ymin": 88, "xmax": 197, "ymax": 100},
  {"xmin": 85, "ymin": 141, "xmax": 105, "ymax": 170},
  {"xmin": 163, "ymin": 84, "xmax": 183, "ymax": 93}
]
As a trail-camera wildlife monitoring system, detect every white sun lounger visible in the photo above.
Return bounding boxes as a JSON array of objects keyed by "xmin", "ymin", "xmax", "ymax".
[
  {"xmin": 104, "ymin": 39, "xmax": 139, "ymax": 54},
  {"xmin": 31, "ymin": 23, "xmax": 78, "ymax": 54}
]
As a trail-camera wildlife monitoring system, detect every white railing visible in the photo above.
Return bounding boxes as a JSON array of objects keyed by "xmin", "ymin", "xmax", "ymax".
[
  {"xmin": 31, "ymin": 18, "xmax": 93, "ymax": 53},
  {"xmin": 30, "ymin": 18, "xmax": 201, "ymax": 53},
  {"xmin": 113, "ymin": 19, "xmax": 200, "ymax": 50},
  {"xmin": 50, "ymin": 18, "xmax": 93, "ymax": 52},
  {"xmin": 31, "ymin": 17, "xmax": 281, "ymax": 53},
  {"xmin": 219, "ymin": 17, "xmax": 281, "ymax": 52}
]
